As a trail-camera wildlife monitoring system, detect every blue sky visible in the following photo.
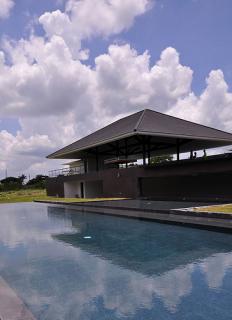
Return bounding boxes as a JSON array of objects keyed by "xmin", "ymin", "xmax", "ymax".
[
  {"xmin": 0, "ymin": 0, "xmax": 65, "ymax": 39},
  {"xmin": 0, "ymin": 0, "xmax": 232, "ymax": 177}
]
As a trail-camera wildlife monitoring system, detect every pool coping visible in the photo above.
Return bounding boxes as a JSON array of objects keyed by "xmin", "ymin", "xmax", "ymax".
[
  {"xmin": 34, "ymin": 200, "xmax": 232, "ymax": 233},
  {"xmin": 0, "ymin": 276, "xmax": 36, "ymax": 320}
]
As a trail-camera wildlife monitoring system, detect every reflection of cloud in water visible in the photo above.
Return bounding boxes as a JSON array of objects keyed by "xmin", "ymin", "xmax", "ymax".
[
  {"xmin": 152, "ymin": 264, "xmax": 194, "ymax": 312},
  {"xmin": 0, "ymin": 203, "xmax": 73, "ymax": 248},
  {"xmin": 100, "ymin": 263, "xmax": 194, "ymax": 315},
  {"xmin": 200, "ymin": 252, "xmax": 232, "ymax": 289},
  {"xmin": 0, "ymin": 204, "xmax": 232, "ymax": 318},
  {"xmin": 13, "ymin": 249, "xmax": 232, "ymax": 318},
  {"xmin": 7, "ymin": 246, "xmax": 192, "ymax": 317}
]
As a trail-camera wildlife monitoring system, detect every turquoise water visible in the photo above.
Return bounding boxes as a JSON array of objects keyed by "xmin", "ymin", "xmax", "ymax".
[{"xmin": 0, "ymin": 203, "xmax": 232, "ymax": 319}]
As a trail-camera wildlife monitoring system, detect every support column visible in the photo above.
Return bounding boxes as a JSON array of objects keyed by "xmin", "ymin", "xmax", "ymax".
[
  {"xmin": 142, "ymin": 136, "xmax": 146, "ymax": 166},
  {"xmin": 176, "ymin": 138, "xmax": 180, "ymax": 162},
  {"xmin": 95, "ymin": 147, "xmax": 99, "ymax": 171},
  {"xmin": 147, "ymin": 137, "xmax": 151, "ymax": 165},
  {"xmin": 84, "ymin": 158, "xmax": 87, "ymax": 173},
  {"xmin": 125, "ymin": 139, "xmax": 128, "ymax": 168},
  {"xmin": 116, "ymin": 141, "xmax": 120, "ymax": 169},
  {"xmin": 116, "ymin": 141, "xmax": 119, "ymax": 158}
]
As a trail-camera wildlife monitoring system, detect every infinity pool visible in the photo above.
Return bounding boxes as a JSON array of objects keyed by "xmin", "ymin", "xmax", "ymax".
[{"xmin": 0, "ymin": 202, "xmax": 232, "ymax": 319}]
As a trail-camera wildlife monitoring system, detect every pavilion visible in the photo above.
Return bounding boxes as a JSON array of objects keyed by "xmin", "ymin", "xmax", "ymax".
[{"xmin": 46, "ymin": 109, "xmax": 232, "ymax": 201}]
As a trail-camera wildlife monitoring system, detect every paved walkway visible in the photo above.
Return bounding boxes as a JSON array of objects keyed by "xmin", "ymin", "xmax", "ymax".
[
  {"xmin": 36, "ymin": 199, "xmax": 232, "ymax": 232},
  {"xmin": 68, "ymin": 199, "xmax": 215, "ymax": 210}
]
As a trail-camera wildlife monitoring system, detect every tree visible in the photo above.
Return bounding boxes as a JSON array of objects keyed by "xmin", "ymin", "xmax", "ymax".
[
  {"xmin": 1, "ymin": 177, "xmax": 19, "ymax": 184},
  {"xmin": 150, "ymin": 154, "xmax": 173, "ymax": 165},
  {"xmin": 18, "ymin": 174, "xmax": 27, "ymax": 185},
  {"xmin": 0, "ymin": 174, "xmax": 26, "ymax": 191},
  {"xmin": 26, "ymin": 175, "xmax": 48, "ymax": 189}
]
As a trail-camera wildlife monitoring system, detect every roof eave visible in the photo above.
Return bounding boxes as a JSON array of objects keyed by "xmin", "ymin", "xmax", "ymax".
[
  {"xmin": 46, "ymin": 131, "xmax": 137, "ymax": 159},
  {"xmin": 138, "ymin": 130, "xmax": 232, "ymax": 142},
  {"xmin": 47, "ymin": 130, "xmax": 232, "ymax": 160}
]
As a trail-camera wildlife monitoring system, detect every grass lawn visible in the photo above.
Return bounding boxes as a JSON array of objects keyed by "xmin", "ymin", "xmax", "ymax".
[
  {"xmin": 0, "ymin": 189, "xmax": 123, "ymax": 204},
  {"xmin": 195, "ymin": 204, "xmax": 232, "ymax": 213}
]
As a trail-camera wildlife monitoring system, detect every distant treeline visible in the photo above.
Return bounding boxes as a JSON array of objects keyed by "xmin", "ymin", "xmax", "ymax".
[{"xmin": 0, "ymin": 174, "xmax": 48, "ymax": 191}]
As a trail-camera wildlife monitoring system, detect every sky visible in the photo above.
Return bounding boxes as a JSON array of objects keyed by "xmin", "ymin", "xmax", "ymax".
[{"xmin": 0, "ymin": 0, "xmax": 232, "ymax": 179}]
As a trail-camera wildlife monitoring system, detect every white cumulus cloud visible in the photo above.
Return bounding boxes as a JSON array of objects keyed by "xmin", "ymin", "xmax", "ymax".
[
  {"xmin": 169, "ymin": 69, "xmax": 232, "ymax": 132},
  {"xmin": 0, "ymin": 0, "xmax": 14, "ymax": 19},
  {"xmin": 39, "ymin": 0, "xmax": 151, "ymax": 57}
]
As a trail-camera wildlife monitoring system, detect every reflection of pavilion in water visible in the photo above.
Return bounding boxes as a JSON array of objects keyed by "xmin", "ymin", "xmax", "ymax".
[
  {"xmin": 47, "ymin": 206, "xmax": 232, "ymax": 313},
  {"xmin": 48, "ymin": 206, "xmax": 232, "ymax": 277}
]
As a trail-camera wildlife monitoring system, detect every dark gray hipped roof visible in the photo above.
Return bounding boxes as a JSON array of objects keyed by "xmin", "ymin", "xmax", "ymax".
[{"xmin": 47, "ymin": 109, "xmax": 232, "ymax": 159}]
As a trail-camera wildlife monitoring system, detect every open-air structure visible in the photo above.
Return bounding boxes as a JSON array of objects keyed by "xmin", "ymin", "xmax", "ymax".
[{"xmin": 46, "ymin": 109, "xmax": 232, "ymax": 201}]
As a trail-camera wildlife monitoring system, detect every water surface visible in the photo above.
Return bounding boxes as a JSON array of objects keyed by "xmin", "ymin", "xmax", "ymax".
[{"xmin": 0, "ymin": 202, "xmax": 232, "ymax": 319}]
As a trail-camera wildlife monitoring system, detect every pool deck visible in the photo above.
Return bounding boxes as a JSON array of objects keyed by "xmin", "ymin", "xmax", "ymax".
[
  {"xmin": 35, "ymin": 199, "xmax": 232, "ymax": 232},
  {"xmin": 0, "ymin": 277, "xmax": 36, "ymax": 320}
]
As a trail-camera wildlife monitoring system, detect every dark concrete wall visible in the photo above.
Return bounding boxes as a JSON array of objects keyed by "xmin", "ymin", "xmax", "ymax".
[
  {"xmin": 46, "ymin": 154, "xmax": 232, "ymax": 201},
  {"xmin": 85, "ymin": 180, "xmax": 103, "ymax": 198},
  {"xmin": 102, "ymin": 167, "xmax": 139, "ymax": 198},
  {"xmin": 140, "ymin": 173, "xmax": 232, "ymax": 202},
  {"xmin": 46, "ymin": 168, "xmax": 139, "ymax": 198},
  {"xmin": 46, "ymin": 176, "xmax": 65, "ymax": 197}
]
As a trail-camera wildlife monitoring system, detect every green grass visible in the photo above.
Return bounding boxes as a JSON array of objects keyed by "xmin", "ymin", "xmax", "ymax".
[
  {"xmin": 0, "ymin": 189, "xmax": 47, "ymax": 203},
  {"xmin": 195, "ymin": 204, "xmax": 232, "ymax": 213},
  {"xmin": 0, "ymin": 189, "xmax": 123, "ymax": 204}
]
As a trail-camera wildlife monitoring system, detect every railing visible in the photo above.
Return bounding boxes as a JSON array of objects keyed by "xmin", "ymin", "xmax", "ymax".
[
  {"xmin": 48, "ymin": 163, "xmax": 137, "ymax": 178},
  {"xmin": 48, "ymin": 165, "xmax": 85, "ymax": 177}
]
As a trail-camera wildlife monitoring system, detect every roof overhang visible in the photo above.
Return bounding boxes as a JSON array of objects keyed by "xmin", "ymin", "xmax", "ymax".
[
  {"xmin": 47, "ymin": 131, "xmax": 232, "ymax": 160},
  {"xmin": 47, "ymin": 109, "xmax": 232, "ymax": 160}
]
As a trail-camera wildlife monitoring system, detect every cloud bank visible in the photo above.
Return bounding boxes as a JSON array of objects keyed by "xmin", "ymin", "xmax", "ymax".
[{"xmin": 0, "ymin": 0, "xmax": 232, "ymax": 178}]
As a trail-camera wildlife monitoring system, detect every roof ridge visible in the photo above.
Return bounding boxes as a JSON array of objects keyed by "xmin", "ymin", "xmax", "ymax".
[{"xmin": 134, "ymin": 109, "xmax": 147, "ymax": 132}]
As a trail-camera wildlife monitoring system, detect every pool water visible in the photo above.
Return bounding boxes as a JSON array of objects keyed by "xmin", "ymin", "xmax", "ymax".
[{"xmin": 0, "ymin": 202, "xmax": 232, "ymax": 319}]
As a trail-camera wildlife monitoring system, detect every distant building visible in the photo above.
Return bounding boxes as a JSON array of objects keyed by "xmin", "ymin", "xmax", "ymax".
[{"xmin": 46, "ymin": 109, "xmax": 232, "ymax": 202}]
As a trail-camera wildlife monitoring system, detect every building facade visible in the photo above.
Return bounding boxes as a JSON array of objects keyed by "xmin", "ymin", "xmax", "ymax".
[{"xmin": 46, "ymin": 109, "xmax": 232, "ymax": 202}]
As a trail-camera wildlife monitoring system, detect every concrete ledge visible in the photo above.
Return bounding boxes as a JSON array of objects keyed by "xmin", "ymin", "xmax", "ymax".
[
  {"xmin": 34, "ymin": 200, "xmax": 232, "ymax": 219},
  {"xmin": 0, "ymin": 277, "xmax": 36, "ymax": 320},
  {"xmin": 35, "ymin": 200, "xmax": 232, "ymax": 233}
]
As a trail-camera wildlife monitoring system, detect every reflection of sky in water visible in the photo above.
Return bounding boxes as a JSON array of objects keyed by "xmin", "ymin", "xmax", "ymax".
[{"xmin": 0, "ymin": 203, "xmax": 232, "ymax": 319}]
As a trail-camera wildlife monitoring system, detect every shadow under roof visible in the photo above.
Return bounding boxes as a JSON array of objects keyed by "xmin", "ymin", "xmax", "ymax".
[{"xmin": 47, "ymin": 109, "xmax": 232, "ymax": 159}]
